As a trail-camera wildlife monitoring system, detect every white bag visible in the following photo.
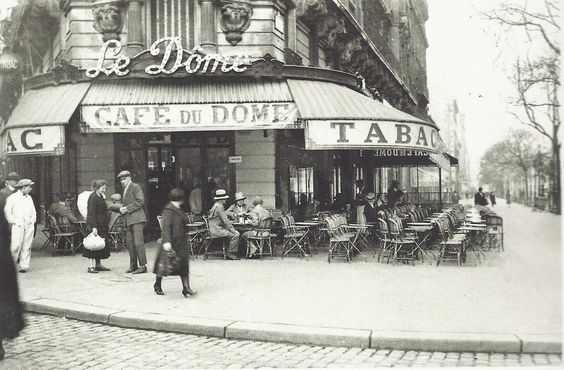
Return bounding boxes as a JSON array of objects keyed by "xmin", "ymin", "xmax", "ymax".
[{"xmin": 83, "ymin": 232, "xmax": 106, "ymax": 251}]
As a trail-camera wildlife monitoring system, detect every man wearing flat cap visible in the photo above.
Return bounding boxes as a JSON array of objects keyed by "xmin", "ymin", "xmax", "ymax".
[
  {"xmin": 0, "ymin": 172, "xmax": 20, "ymax": 246},
  {"xmin": 117, "ymin": 171, "xmax": 148, "ymax": 274},
  {"xmin": 4, "ymin": 179, "xmax": 36, "ymax": 272}
]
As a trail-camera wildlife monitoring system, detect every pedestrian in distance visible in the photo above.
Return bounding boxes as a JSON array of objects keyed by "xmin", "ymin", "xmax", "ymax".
[
  {"xmin": 506, "ymin": 190, "xmax": 512, "ymax": 207},
  {"xmin": 83, "ymin": 180, "xmax": 111, "ymax": 273},
  {"xmin": 452, "ymin": 190, "xmax": 460, "ymax": 204},
  {"xmin": 208, "ymin": 189, "xmax": 240, "ymax": 260},
  {"xmin": 490, "ymin": 192, "xmax": 497, "ymax": 207},
  {"xmin": 0, "ymin": 218, "xmax": 25, "ymax": 361},
  {"xmin": 474, "ymin": 187, "xmax": 489, "ymax": 206},
  {"xmin": 4, "ymin": 179, "xmax": 36, "ymax": 273},
  {"xmin": 153, "ymin": 188, "xmax": 197, "ymax": 297},
  {"xmin": 117, "ymin": 170, "xmax": 148, "ymax": 274},
  {"xmin": 0, "ymin": 172, "xmax": 20, "ymax": 248}
]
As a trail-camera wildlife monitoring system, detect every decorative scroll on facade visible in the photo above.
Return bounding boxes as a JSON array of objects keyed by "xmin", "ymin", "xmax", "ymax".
[
  {"xmin": 92, "ymin": 1, "xmax": 124, "ymax": 41},
  {"xmin": 220, "ymin": 2, "xmax": 253, "ymax": 46},
  {"xmin": 295, "ymin": 0, "xmax": 328, "ymax": 21}
]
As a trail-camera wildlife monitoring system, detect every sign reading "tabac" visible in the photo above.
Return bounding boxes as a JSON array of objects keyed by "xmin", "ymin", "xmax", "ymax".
[{"xmin": 304, "ymin": 120, "xmax": 442, "ymax": 152}]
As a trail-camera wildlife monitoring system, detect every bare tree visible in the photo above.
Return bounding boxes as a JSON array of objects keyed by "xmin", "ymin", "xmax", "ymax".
[{"xmin": 483, "ymin": 0, "xmax": 560, "ymax": 213}]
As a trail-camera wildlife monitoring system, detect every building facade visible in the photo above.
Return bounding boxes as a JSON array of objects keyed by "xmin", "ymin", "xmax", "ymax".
[{"xmin": 0, "ymin": 0, "xmax": 448, "ymax": 232}]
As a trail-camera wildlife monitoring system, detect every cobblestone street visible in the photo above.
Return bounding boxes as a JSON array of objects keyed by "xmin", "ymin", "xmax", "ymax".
[{"xmin": 0, "ymin": 314, "xmax": 561, "ymax": 369}]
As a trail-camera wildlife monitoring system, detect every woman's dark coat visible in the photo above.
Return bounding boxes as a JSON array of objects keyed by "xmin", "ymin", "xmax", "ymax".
[
  {"xmin": 83, "ymin": 191, "xmax": 111, "ymax": 259},
  {"xmin": 154, "ymin": 202, "xmax": 189, "ymax": 276},
  {"xmin": 0, "ymin": 240, "xmax": 25, "ymax": 339}
]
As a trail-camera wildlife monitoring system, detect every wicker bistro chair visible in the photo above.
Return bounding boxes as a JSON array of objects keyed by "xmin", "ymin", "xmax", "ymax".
[
  {"xmin": 375, "ymin": 217, "xmax": 393, "ymax": 262},
  {"xmin": 244, "ymin": 217, "xmax": 275, "ymax": 259},
  {"xmin": 436, "ymin": 218, "xmax": 466, "ymax": 266},
  {"xmin": 326, "ymin": 217, "xmax": 354, "ymax": 263},
  {"xmin": 202, "ymin": 216, "xmax": 228, "ymax": 260},
  {"xmin": 486, "ymin": 215, "xmax": 504, "ymax": 252},
  {"xmin": 108, "ymin": 214, "xmax": 126, "ymax": 251},
  {"xmin": 281, "ymin": 215, "xmax": 310, "ymax": 258},
  {"xmin": 386, "ymin": 217, "xmax": 417, "ymax": 265},
  {"xmin": 185, "ymin": 213, "xmax": 206, "ymax": 258},
  {"xmin": 47, "ymin": 214, "xmax": 78, "ymax": 256}
]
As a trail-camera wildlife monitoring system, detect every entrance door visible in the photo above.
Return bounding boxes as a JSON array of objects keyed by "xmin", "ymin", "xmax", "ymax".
[
  {"xmin": 147, "ymin": 141, "xmax": 175, "ymax": 231},
  {"xmin": 176, "ymin": 133, "xmax": 233, "ymax": 213}
]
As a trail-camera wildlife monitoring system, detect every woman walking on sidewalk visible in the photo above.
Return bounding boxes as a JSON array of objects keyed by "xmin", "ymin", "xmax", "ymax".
[
  {"xmin": 83, "ymin": 179, "xmax": 111, "ymax": 273},
  {"xmin": 0, "ymin": 219, "xmax": 25, "ymax": 360},
  {"xmin": 153, "ymin": 188, "xmax": 196, "ymax": 297}
]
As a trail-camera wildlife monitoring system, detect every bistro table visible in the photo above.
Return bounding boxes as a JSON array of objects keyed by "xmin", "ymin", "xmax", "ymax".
[
  {"xmin": 295, "ymin": 220, "xmax": 324, "ymax": 250},
  {"xmin": 232, "ymin": 222, "xmax": 254, "ymax": 257},
  {"xmin": 404, "ymin": 223, "xmax": 435, "ymax": 263}
]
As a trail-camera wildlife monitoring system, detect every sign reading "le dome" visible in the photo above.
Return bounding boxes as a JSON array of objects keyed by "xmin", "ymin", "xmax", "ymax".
[{"xmin": 305, "ymin": 120, "xmax": 441, "ymax": 152}]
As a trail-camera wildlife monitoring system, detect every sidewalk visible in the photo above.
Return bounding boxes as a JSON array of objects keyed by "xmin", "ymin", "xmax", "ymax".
[{"xmin": 17, "ymin": 201, "xmax": 562, "ymax": 353}]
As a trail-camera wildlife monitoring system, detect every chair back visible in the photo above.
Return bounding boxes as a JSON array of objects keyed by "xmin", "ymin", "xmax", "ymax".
[
  {"xmin": 48, "ymin": 214, "xmax": 64, "ymax": 234},
  {"xmin": 387, "ymin": 218, "xmax": 401, "ymax": 239},
  {"xmin": 281, "ymin": 215, "xmax": 291, "ymax": 229},
  {"xmin": 255, "ymin": 217, "xmax": 273, "ymax": 237},
  {"xmin": 156, "ymin": 215, "xmax": 163, "ymax": 231}
]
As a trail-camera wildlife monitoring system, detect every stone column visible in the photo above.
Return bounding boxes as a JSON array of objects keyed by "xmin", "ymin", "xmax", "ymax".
[
  {"xmin": 127, "ymin": 0, "xmax": 145, "ymax": 56},
  {"xmin": 199, "ymin": 0, "xmax": 218, "ymax": 53}
]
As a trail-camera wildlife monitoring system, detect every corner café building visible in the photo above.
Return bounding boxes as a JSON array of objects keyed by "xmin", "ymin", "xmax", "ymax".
[{"xmin": 1, "ymin": 38, "xmax": 454, "ymax": 232}]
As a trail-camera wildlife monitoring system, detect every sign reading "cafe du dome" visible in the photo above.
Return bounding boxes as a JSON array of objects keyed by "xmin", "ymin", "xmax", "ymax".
[
  {"xmin": 0, "ymin": 49, "xmax": 20, "ymax": 73},
  {"xmin": 85, "ymin": 37, "xmax": 250, "ymax": 78}
]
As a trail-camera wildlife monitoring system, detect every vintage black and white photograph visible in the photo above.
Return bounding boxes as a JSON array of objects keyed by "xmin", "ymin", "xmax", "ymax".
[{"xmin": 0, "ymin": 0, "xmax": 561, "ymax": 368}]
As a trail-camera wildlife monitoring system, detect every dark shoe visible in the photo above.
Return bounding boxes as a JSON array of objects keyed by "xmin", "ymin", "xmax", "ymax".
[
  {"xmin": 183, "ymin": 287, "xmax": 197, "ymax": 296},
  {"xmin": 18, "ymin": 269, "xmax": 27, "ymax": 273},
  {"xmin": 126, "ymin": 267, "xmax": 138, "ymax": 273},
  {"xmin": 154, "ymin": 284, "xmax": 164, "ymax": 295},
  {"xmin": 226, "ymin": 254, "xmax": 239, "ymax": 260},
  {"xmin": 132, "ymin": 266, "xmax": 147, "ymax": 274},
  {"xmin": 87, "ymin": 268, "xmax": 98, "ymax": 274},
  {"xmin": 0, "ymin": 349, "xmax": 4, "ymax": 361},
  {"xmin": 95, "ymin": 265, "xmax": 110, "ymax": 272}
]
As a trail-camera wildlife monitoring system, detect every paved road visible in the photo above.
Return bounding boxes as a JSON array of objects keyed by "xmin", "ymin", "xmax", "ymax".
[{"xmin": 0, "ymin": 314, "xmax": 561, "ymax": 369}]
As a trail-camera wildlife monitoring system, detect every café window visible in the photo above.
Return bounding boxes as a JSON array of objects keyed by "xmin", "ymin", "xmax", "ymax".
[
  {"xmin": 289, "ymin": 165, "xmax": 314, "ymax": 206},
  {"xmin": 147, "ymin": 0, "xmax": 199, "ymax": 48},
  {"xmin": 331, "ymin": 166, "xmax": 342, "ymax": 203}
]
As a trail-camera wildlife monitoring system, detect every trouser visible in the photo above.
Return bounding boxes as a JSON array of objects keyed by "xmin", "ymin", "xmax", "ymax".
[
  {"xmin": 127, "ymin": 223, "xmax": 147, "ymax": 269},
  {"xmin": 227, "ymin": 230, "xmax": 240, "ymax": 254},
  {"xmin": 11, "ymin": 223, "xmax": 34, "ymax": 269}
]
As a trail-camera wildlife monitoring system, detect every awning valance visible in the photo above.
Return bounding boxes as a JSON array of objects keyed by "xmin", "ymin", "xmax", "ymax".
[
  {"xmin": 2, "ymin": 82, "xmax": 91, "ymax": 156},
  {"xmin": 79, "ymin": 79, "xmax": 299, "ymax": 132}
]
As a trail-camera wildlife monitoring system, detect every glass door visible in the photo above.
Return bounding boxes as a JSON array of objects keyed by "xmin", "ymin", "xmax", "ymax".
[{"xmin": 146, "ymin": 135, "xmax": 175, "ymax": 231}]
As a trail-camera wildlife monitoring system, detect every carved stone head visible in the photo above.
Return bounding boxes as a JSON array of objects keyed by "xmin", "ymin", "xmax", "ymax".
[
  {"xmin": 93, "ymin": 3, "xmax": 124, "ymax": 41},
  {"xmin": 220, "ymin": 2, "xmax": 253, "ymax": 46}
]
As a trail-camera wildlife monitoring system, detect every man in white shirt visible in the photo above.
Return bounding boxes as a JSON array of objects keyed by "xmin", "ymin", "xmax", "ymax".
[{"xmin": 4, "ymin": 179, "xmax": 36, "ymax": 272}]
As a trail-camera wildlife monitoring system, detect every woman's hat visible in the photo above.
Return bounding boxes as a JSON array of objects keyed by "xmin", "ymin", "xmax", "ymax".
[
  {"xmin": 234, "ymin": 192, "xmax": 247, "ymax": 201},
  {"xmin": 214, "ymin": 189, "xmax": 229, "ymax": 200},
  {"xmin": 365, "ymin": 192, "xmax": 376, "ymax": 201}
]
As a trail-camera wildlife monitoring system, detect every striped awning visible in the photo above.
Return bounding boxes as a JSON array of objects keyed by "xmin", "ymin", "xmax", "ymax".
[{"xmin": 3, "ymin": 82, "xmax": 91, "ymax": 131}]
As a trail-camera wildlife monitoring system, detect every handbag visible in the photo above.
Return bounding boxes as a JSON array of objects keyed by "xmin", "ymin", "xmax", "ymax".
[
  {"xmin": 154, "ymin": 247, "xmax": 182, "ymax": 276},
  {"xmin": 83, "ymin": 232, "xmax": 106, "ymax": 251}
]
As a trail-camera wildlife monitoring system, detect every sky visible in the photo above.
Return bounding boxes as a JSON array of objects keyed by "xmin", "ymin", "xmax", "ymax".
[{"xmin": 426, "ymin": 0, "xmax": 548, "ymax": 183}]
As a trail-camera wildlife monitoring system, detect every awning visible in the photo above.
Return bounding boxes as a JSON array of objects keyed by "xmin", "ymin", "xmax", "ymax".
[
  {"xmin": 2, "ymin": 82, "xmax": 91, "ymax": 156},
  {"xmin": 287, "ymin": 79, "xmax": 444, "ymax": 154},
  {"xmin": 445, "ymin": 152, "xmax": 459, "ymax": 167},
  {"xmin": 80, "ymin": 78, "xmax": 299, "ymax": 132}
]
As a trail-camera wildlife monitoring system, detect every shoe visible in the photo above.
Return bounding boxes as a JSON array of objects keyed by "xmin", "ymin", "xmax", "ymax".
[
  {"xmin": 181, "ymin": 287, "xmax": 197, "ymax": 298},
  {"xmin": 87, "ymin": 268, "xmax": 98, "ymax": 273},
  {"xmin": 19, "ymin": 269, "xmax": 27, "ymax": 273},
  {"xmin": 226, "ymin": 254, "xmax": 239, "ymax": 260},
  {"xmin": 95, "ymin": 265, "xmax": 110, "ymax": 272},
  {"xmin": 154, "ymin": 284, "xmax": 164, "ymax": 295},
  {"xmin": 126, "ymin": 267, "xmax": 138, "ymax": 273},
  {"xmin": 132, "ymin": 266, "xmax": 147, "ymax": 274}
]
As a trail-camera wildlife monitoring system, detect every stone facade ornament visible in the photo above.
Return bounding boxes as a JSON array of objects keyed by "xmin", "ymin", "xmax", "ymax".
[
  {"xmin": 92, "ymin": 1, "xmax": 125, "ymax": 41},
  {"xmin": 220, "ymin": 1, "xmax": 253, "ymax": 46},
  {"xmin": 296, "ymin": 0, "xmax": 327, "ymax": 21}
]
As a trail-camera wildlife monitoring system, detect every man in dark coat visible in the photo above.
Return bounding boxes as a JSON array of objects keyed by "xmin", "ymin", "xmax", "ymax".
[
  {"xmin": 117, "ymin": 171, "xmax": 148, "ymax": 274},
  {"xmin": 0, "ymin": 172, "xmax": 20, "ymax": 247},
  {"xmin": 363, "ymin": 193, "xmax": 379, "ymax": 223},
  {"xmin": 474, "ymin": 187, "xmax": 489, "ymax": 206},
  {"xmin": 49, "ymin": 193, "xmax": 78, "ymax": 225},
  {"xmin": 387, "ymin": 180, "xmax": 404, "ymax": 206}
]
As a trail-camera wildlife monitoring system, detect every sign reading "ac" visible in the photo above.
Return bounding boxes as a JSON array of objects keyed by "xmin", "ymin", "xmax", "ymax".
[{"xmin": 4, "ymin": 126, "xmax": 65, "ymax": 156}]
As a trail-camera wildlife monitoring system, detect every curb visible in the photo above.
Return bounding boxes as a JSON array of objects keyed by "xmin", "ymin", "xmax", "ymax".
[{"xmin": 22, "ymin": 299, "xmax": 562, "ymax": 354}]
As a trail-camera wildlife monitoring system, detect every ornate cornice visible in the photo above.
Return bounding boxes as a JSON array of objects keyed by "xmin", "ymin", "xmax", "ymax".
[{"xmin": 220, "ymin": 1, "xmax": 253, "ymax": 46}]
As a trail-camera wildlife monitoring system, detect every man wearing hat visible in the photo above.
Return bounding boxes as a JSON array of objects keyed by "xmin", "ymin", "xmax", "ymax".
[
  {"xmin": 4, "ymin": 179, "xmax": 36, "ymax": 272},
  {"xmin": 117, "ymin": 171, "xmax": 148, "ymax": 274},
  {"xmin": 208, "ymin": 189, "xmax": 240, "ymax": 260},
  {"xmin": 363, "ymin": 192, "xmax": 379, "ymax": 223},
  {"xmin": 474, "ymin": 187, "xmax": 489, "ymax": 206},
  {"xmin": 0, "ymin": 172, "xmax": 20, "ymax": 246},
  {"xmin": 226, "ymin": 192, "xmax": 250, "ymax": 221}
]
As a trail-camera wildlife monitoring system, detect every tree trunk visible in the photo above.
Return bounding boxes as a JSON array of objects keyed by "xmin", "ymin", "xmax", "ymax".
[{"xmin": 552, "ymin": 141, "xmax": 561, "ymax": 214}]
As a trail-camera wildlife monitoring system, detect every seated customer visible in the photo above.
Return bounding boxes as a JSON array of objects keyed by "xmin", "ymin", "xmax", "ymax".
[
  {"xmin": 305, "ymin": 199, "xmax": 321, "ymax": 220},
  {"xmin": 107, "ymin": 193, "xmax": 124, "ymax": 231},
  {"xmin": 244, "ymin": 196, "xmax": 272, "ymax": 258},
  {"xmin": 363, "ymin": 193, "xmax": 379, "ymax": 224},
  {"xmin": 209, "ymin": 189, "xmax": 240, "ymax": 260},
  {"xmin": 226, "ymin": 192, "xmax": 250, "ymax": 221},
  {"xmin": 49, "ymin": 193, "xmax": 78, "ymax": 225}
]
